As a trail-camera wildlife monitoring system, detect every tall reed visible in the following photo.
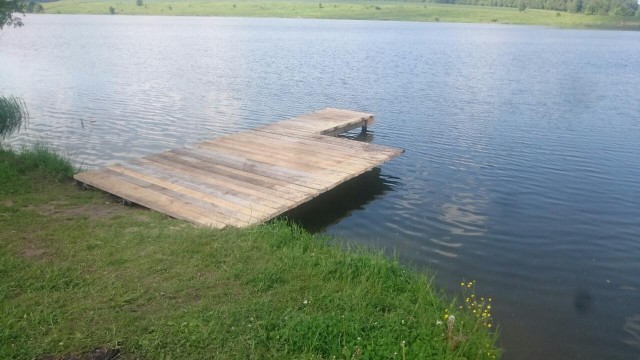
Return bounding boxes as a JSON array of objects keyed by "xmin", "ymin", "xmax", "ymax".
[{"xmin": 0, "ymin": 95, "xmax": 29, "ymax": 139}]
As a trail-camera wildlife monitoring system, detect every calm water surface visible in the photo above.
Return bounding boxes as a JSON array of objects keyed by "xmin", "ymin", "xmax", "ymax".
[{"xmin": 2, "ymin": 15, "xmax": 639, "ymax": 360}]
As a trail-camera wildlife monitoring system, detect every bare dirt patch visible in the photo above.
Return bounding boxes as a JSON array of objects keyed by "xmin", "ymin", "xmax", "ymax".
[
  {"xmin": 57, "ymin": 204, "xmax": 130, "ymax": 219},
  {"xmin": 27, "ymin": 202, "xmax": 137, "ymax": 220},
  {"xmin": 18, "ymin": 234, "xmax": 48, "ymax": 260},
  {"xmin": 22, "ymin": 247, "xmax": 46, "ymax": 258}
]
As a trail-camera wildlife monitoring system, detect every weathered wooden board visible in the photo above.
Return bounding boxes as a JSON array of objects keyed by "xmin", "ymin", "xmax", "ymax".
[{"xmin": 74, "ymin": 108, "xmax": 404, "ymax": 228}]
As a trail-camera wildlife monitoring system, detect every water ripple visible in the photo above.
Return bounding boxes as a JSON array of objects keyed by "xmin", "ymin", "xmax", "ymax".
[{"xmin": 2, "ymin": 15, "xmax": 640, "ymax": 360}]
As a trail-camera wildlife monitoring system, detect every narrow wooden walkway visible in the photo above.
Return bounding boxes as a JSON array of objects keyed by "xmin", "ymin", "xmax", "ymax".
[{"xmin": 74, "ymin": 108, "xmax": 404, "ymax": 228}]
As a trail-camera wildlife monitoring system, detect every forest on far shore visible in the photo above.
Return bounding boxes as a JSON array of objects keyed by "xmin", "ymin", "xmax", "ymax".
[{"xmin": 381, "ymin": 0, "xmax": 639, "ymax": 16}]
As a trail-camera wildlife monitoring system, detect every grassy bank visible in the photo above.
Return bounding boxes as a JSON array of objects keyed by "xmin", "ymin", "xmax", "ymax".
[
  {"xmin": 42, "ymin": 0, "xmax": 640, "ymax": 30},
  {"xmin": 0, "ymin": 145, "xmax": 500, "ymax": 358}
]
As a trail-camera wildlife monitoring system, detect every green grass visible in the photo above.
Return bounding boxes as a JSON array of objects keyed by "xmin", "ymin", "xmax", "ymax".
[
  {"xmin": 0, "ymin": 146, "xmax": 501, "ymax": 359},
  {"xmin": 0, "ymin": 144, "xmax": 75, "ymax": 192},
  {"xmin": 42, "ymin": 0, "xmax": 640, "ymax": 30}
]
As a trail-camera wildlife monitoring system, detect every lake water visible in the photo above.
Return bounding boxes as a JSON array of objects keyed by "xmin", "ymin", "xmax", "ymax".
[{"xmin": 2, "ymin": 15, "xmax": 639, "ymax": 360}]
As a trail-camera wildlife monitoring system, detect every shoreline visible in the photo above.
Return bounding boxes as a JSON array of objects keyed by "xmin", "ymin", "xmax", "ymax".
[
  {"xmin": 39, "ymin": 1, "xmax": 640, "ymax": 31},
  {"xmin": 0, "ymin": 144, "xmax": 501, "ymax": 359}
]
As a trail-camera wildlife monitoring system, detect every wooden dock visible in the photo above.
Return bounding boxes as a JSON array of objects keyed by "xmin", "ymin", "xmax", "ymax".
[{"xmin": 74, "ymin": 108, "xmax": 404, "ymax": 228}]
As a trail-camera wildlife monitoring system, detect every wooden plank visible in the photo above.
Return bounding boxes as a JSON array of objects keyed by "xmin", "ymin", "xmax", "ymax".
[
  {"xmin": 205, "ymin": 136, "xmax": 374, "ymax": 175},
  {"xmin": 247, "ymin": 129, "xmax": 403, "ymax": 161},
  {"xmin": 194, "ymin": 142, "xmax": 351, "ymax": 185},
  {"xmin": 283, "ymin": 118, "xmax": 367, "ymax": 135},
  {"xmin": 278, "ymin": 109, "xmax": 373, "ymax": 130},
  {"xmin": 175, "ymin": 146, "xmax": 332, "ymax": 190},
  {"xmin": 228, "ymin": 131, "xmax": 393, "ymax": 166},
  {"xmin": 255, "ymin": 122, "xmax": 333, "ymax": 138},
  {"xmin": 74, "ymin": 171, "xmax": 228, "ymax": 228},
  {"xmin": 254, "ymin": 127, "xmax": 404, "ymax": 157},
  {"xmin": 217, "ymin": 130, "xmax": 374, "ymax": 161},
  {"xmin": 282, "ymin": 116, "xmax": 359, "ymax": 128},
  {"xmin": 117, "ymin": 161, "xmax": 289, "ymax": 211},
  {"xmin": 182, "ymin": 141, "xmax": 379, "ymax": 201},
  {"xmin": 172, "ymin": 147, "xmax": 333, "ymax": 191},
  {"xmin": 132, "ymin": 158, "xmax": 301, "ymax": 207},
  {"xmin": 321, "ymin": 107, "xmax": 374, "ymax": 120},
  {"xmin": 198, "ymin": 138, "xmax": 356, "ymax": 177},
  {"xmin": 287, "ymin": 108, "xmax": 373, "ymax": 126},
  {"xmin": 102, "ymin": 168, "xmax": 264, "ymax": 226},
  {"xmin": 108, "ymin": 164, "xmax": 279, "ymax": 216},
  {"xmin": 142, "ymin": 154, "xmax": 319, "ymax": 216},
  {"xmin": 143, "ymin": 152, "xmax": 316, "ymax": 199},
  {"xmin": 253, "ymin": 125, "xmax": 316, "ymax": 139}
]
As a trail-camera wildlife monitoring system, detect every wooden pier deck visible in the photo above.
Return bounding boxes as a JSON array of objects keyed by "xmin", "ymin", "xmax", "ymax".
[{"xmin": 74, "ymin": 108, "xmax": 404, "ymax": 228}]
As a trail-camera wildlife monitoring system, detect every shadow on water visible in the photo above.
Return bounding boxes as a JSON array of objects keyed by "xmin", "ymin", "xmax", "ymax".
[
  {"xmin": 278, "ymin": 129, "xmax": 401, "ymax": 232},
  {"xmin": 337, "ymin": 129, "xmax": 376, "ymax": 142},
  {"xmin": 573, "ymin": 288, "xmax": 593, "ymax": 315},
  {"xmin": 281, "ymin": 167, "xmax": 401, "ymax": 233}
]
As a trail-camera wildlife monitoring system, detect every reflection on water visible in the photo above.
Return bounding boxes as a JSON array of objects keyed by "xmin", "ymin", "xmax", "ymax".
[
  {"xmin": 2, "ymin": 15, "xmax": 640, "ymax": 360},
  {"xmin": 439, "ymin": 190, "xmax": 488, "ymax": 236},
  {"xmin": 624, "ymin": 314, "xmax": 640, "ymax": 358},
  {"xmin": 337, "ymin": 129, "xmax": 375, "ymax": 142}
]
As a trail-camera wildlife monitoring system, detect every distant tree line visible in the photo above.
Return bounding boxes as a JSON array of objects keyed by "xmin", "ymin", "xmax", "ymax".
[
  {"xmin": 378, "ymin": 0, "xmax": 639, "ymax": 16},
  {"xmin": 26, "ymin": 1, "xmax": 44, "ymax": 13},
  {"xmin": 450, "ymin": 0, "xmax": 638, "ymax": 15}
]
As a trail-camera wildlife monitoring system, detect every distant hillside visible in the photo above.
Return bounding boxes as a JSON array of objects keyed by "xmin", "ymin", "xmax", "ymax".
[
  {"xmin": 35, "ymin": 0, "xmax": 640, "ymax": 16},
  {"xmin": 38, "ymin": 0, "xmax": 640, "ymax": 30}
]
